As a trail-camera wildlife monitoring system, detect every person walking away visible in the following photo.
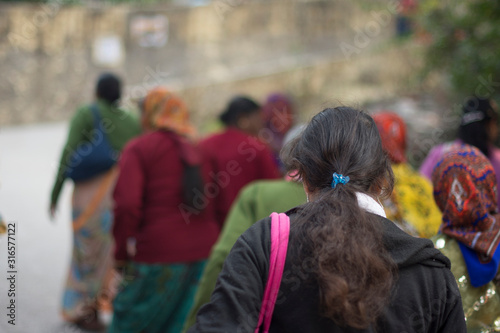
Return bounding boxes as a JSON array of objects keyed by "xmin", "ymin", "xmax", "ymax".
[
  {"xmin": 431, "ymin": 145, "xmax": 500, "ymax": 332},
  {"xmin": 372, "ymin": 111, "xmax": 442, "ymax": 238},
  {"xmin": 200, "ymin": 96, "xmax": 281, "ymax": 228},
  {"xmin": 183, "ymin": 125, "xmax": 307, "ymax": 331},
  {"xmin": 109, "ymin": 87, "xmax": 219, "ymax": 333},
  {"xmin": 49, "ymin": 73, "xmax": 141, "ymax": 331},
  {"xmin": 187, "ymin": 107, "xmax": 465, "ymax": 332}
]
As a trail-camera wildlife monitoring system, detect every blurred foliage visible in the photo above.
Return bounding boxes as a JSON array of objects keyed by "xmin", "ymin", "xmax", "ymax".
[{"xmin": 415, "ymin": 0, "xmax": 500, "ymax": 97}]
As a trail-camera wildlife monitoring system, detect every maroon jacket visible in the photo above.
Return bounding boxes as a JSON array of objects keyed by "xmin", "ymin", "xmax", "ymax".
[
  {"xmin": 113, "ymin": 130, "xmax": 219, "ymax": 264},
  {"xmin": 199, "ymin": 128, "xmax": 281, "ymax": 227}
]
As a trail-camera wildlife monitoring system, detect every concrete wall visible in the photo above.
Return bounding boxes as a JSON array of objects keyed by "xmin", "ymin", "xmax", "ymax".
[{"xmin": 0, "ymin": 0, "xmax": 424, "ymax": 127}]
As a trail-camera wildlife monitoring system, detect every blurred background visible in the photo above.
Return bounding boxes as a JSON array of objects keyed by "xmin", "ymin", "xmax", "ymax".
[{"xmin": 0, "ymin": 0, "xmax": 499, "ymax": 331}]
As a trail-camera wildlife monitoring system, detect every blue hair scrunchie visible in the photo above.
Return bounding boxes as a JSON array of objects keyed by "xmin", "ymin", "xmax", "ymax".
[{"xmin": 331, "ymin": 173, "xmax": 350, "ymax": 188}]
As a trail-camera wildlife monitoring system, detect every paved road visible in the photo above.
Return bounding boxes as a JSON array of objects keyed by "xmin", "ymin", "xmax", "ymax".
[{"xmin": 0, "ymin": 122, "xmax": 85, "ymax": 333}]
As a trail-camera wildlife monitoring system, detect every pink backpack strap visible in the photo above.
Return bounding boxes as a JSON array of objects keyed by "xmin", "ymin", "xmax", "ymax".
[{"xmin": 255, "ymin": 212, "xmax": 290, "ymax": 333}]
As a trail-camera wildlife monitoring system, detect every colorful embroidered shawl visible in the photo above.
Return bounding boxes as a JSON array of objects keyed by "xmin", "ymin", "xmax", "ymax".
[{"xmin": 432, "ymin": 145, "xmax": 500, "ymax": 287}]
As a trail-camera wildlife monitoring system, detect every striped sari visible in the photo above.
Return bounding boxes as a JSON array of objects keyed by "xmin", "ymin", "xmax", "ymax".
[{"xmin": 61, "ymin": 168, "xmax": 118, "ymax": 322}]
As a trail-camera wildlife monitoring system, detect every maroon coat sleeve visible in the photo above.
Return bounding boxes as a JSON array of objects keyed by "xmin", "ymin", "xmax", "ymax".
[{"xmin": 112, "ymin": 141, "xmax": 146, "ymax": 262}]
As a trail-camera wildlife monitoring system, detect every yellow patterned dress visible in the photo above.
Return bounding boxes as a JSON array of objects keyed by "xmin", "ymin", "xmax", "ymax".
[
  {"xmin": 433, "ymin": 234, "xmax": 500, "ymax": 332},
  {"xmin": 382, "ymin": 163, "xmax": 442, "ymax": 238}
]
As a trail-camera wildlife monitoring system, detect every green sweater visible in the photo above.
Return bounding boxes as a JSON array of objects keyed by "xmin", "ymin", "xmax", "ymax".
[
  {"xmin": 50, "ymin": 100, "xmax": 141, "ymax": 207},
  {"xmin": 183, "ymin": 179, "xmax": 306, "ymax": 332}
]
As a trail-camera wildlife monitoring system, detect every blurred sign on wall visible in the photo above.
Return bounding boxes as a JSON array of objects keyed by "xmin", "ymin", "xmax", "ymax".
[
  {"xmin": 92, "ymin": 35, "xmax": 124, "ymax": 67},
  {"xmin": 130, "ymin": 14, "xmax": 169, "ymax": 48}
]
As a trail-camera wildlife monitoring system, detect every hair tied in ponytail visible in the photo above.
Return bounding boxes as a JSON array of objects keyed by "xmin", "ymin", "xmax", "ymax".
[{"xmin": 331, "ymin": 173, "xmax": 350, "ymax": 188}]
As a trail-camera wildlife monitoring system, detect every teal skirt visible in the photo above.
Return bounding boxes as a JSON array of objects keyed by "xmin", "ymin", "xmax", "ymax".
[{"xmin": 108, "ymin": 260, "xmax": 206, "ymax": 333}]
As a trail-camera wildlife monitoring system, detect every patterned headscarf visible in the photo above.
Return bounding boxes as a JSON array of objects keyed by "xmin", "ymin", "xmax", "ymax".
[
  {"xmin": 432, "ymin": 144, "xmax": 500, "ymax": 287},
  {"xmin": 142, "ymin": 87, "xmax": 196, "ymax": 138},
  {"xmin": 372, "ymin": 111, "xmax": 407, "ymax": 164}
]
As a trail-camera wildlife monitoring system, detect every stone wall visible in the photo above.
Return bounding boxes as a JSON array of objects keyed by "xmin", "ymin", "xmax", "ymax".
[{"xmin": 0, "ymin": 0, "xmax": 423, "ymax": 127}]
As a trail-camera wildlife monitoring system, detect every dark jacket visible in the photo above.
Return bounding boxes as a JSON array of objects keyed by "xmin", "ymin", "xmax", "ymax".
[{"xmin": 188, "ymin": 212, "xmax": 466, "ymax": 332}]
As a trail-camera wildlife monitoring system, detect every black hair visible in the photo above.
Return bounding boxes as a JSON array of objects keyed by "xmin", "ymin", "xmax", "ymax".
[
  {"xmin": 219, "ymin": 96, "xmax": 260, "ymax": 126},
  {"xmin": 459, "ymin": 96, "xmax": 497, "ymax": 157},
  {"xmin": 182, "ymin": 165, "xmax": 204, "ymax": 209},
  {"xmin": 281, "ymin": 107, "xmax": 396, "ymax": 329},
  {"xmin": 168, "ymin": 133, "xmax": 205, "ymax": 210},
  {"xmin": 95, "ymin": 73, "xmax": 122, "ymax": 105}
]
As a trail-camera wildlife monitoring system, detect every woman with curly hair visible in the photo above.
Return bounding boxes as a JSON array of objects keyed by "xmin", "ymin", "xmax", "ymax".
[{"xmin": 187, "ymin": 107, "xmax": 465, "ymax": 332}]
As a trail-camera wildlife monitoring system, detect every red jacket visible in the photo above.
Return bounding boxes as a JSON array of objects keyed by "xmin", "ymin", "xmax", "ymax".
[
  {"xmin": 200, "ymin": 128, "xmax": 281, "ymax": 227},
  {"xmin": 113, "ymin": 131, "xmax": 219, "ymax": 264}
]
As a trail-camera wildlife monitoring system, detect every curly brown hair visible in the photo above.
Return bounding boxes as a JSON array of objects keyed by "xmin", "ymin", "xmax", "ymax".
[{"xmin": 281, "ymin": 106, "xmax": 397, "ymax": 329}]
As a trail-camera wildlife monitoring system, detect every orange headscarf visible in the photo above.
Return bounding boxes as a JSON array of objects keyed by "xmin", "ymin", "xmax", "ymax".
[
  {"xmin": 372, "ymin": 111, "xmax": 407, "ymax": 164},
  {"xmin": 142, "ymin": 87, "xmax": 196, "ymax": 138}
]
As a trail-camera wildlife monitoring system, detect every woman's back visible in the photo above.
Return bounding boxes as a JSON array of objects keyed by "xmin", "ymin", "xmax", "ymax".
[
  {"xmin": 113, "ymin": 130, "xmax": 219, "ymax": 264},
  {"xmin": 189, "ymin": 213, "xmax": 465, "ymax": 332},
  {"xmin": 187, "ymin": 107, "xmax": 466, "ymax": 332},
  {"xmin": 111, "ymin": 86, "xmax": 220, "ymax": 333},
  {"xmin": 430, "ymin": 145, "xmax": 500, "ymax": 331},
  {"xmin": 371, "ymin": 112, "xmax": 442, "ymax": 238},
  {"xmin": 200, "ymin": 128, "xmax": 280, "ymax": 226}
]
